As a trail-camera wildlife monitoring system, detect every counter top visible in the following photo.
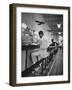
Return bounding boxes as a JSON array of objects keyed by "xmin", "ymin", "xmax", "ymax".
[{"xmin": 22, "ymin": 44, "xmax": 40, "ymax": 50}]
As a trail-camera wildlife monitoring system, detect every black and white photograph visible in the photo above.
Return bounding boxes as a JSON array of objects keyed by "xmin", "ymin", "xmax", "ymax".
[
  {"xmin": 21, "ymin": 13, "xmax": 63, "ymax": 77},
  {"xmin": 9, "ymin": 4, "xmax": 70, "ymax": 86}
]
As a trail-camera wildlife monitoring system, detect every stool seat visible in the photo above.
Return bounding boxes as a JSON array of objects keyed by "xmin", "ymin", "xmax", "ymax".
[{"xmin": 40, "ymin": 52, "xmax": 50, "ymax": 59}]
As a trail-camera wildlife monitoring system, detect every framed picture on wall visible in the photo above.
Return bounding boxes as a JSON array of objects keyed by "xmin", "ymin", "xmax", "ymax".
[{"xmin": 9, "ymin": 3, "xmax": 70, "ymax": 86}]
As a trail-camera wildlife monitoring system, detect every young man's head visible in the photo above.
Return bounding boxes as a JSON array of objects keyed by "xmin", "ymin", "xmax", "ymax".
[
  {"xmin": 39, "ymin": 31, "xmax": 44, "ymax": 38},
  {"xmin": 51, "ymin": 39, "xmax": 54, "ymax": 43}
]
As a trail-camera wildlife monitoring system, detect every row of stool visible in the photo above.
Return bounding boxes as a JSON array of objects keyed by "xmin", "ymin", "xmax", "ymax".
[{"xmin": 32, "ymin": 48, "xmax": 58, "ymax": 75}]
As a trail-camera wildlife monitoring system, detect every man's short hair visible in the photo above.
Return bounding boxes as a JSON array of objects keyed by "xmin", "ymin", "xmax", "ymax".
[
  {"xmin": 51, "ymin": 39, "xmax": 54, "ymax": 42},
  {"xmin": 39, "ymin": 31, "xmax": 44, "ymax": 35}
]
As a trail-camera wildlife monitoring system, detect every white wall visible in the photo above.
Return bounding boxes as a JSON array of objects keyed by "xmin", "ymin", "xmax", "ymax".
[{"xmin": 0, "ymin": 0, "xmax": 72, "ymax": 90}]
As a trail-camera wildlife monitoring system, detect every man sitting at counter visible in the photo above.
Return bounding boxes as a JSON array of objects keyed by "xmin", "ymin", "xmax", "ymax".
[
  {"xmin": 31, "ymin": 30, "xmax": 48, "ymax": 72},
  {"xmin": 49, "ymin": 39, "xmax": 58, "ymax": 49}
]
